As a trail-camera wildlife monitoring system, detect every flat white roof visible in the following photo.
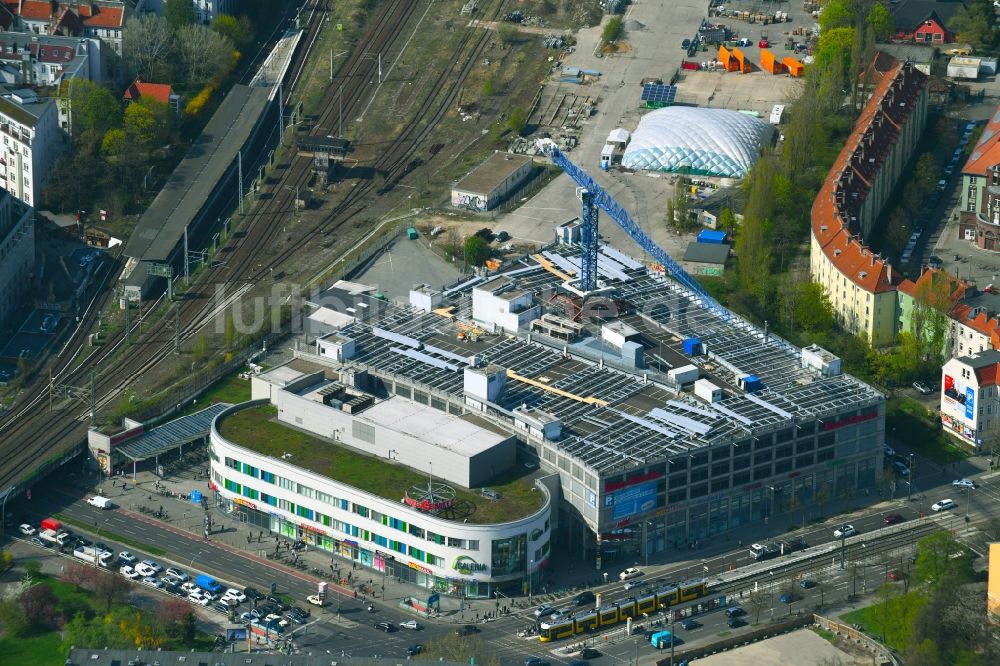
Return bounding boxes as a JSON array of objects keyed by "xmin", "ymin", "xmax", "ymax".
[
  {"xmin": 259, "ymin": 365, "xmax": 308, "ymax": 387},
  {"xmin": 363, "ymin": 396, "xmax": 509, "ymax": 456},
  {"xmin": 309, "ymin": 307, "xmax": 356, "ymax": 329}
]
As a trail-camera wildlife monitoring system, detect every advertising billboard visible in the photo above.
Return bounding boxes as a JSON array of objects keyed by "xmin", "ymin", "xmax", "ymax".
[
  {"xmin": 943, "ymin": 374, "xmax": 976, "ymax": 420},
  {"xmin": 607, "ymin": 481, "xmax": 658, "ymax": 520}
]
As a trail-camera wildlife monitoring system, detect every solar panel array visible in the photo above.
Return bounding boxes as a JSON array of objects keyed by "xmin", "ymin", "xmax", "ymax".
[{"xmin": 640, "ymin": 83, "xmax": 677, "ymax": 105}]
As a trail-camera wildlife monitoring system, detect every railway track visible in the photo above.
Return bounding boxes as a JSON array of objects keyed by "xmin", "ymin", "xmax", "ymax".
[{"xmin": 0, "ymin": 0, "xmax": 498, "ymax": 492}]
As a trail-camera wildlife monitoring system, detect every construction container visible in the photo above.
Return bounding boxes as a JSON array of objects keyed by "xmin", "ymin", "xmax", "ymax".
[
  {"xmin": 732, "ymin": 48, "xmax": 752, "ymax": 73},
  {"xmin": 760, "ymin": 49, "xmax": 785, "ymax": 74},
  {"xmin": 719, "ymin": 45, "xmax": 738, "ymax": 72},
  {"xmin": 407, "ymin": 227, "xmax": 418, "ymax": 239},
  {"xmin": 681, "ymin": 60, "xmax": 700, "ymax": 71},
  {"xmin": 782, "ymin": 56, "xmax": 804, "ymax": 77}
]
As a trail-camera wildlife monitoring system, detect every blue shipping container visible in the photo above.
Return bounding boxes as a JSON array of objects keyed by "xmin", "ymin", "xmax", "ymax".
[
  {"xmin": 697, "ymin": 230, "xmax": 727, "ymax": 244},
  {"xmin": 682, "ymin": 338, "xmax": 702, "ymax": 355}
]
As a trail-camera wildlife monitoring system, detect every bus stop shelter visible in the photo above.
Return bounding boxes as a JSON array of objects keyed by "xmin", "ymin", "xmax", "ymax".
[{"xmin": 116, "ymin": 403, "xmax": 231, "ymax": 479}]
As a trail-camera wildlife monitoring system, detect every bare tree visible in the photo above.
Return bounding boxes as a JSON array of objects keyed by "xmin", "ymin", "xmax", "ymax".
[
  {"xmin": 747, "ymin": 588, "xmax": 769, "ymax": 624},
  {"xmin": 176, "ymin": 24, "xmax": 234, "ymax": 88},
  {"xmin": 90, "ymin": 570, "xmax": 133, "ymax": 614},
  {"xmin": 122, "ymin": 14, "xmax": 175, "ymax": 81},
  {"xmin": 61, "ymin": 562, "xmax": 98, "ymax": 588}
]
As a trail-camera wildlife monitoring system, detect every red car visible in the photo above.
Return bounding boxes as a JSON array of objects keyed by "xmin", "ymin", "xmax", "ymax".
[
  {"xmin": 883, "ymin": 513, "xmax": 904, "ymax": 525},
  {"xmin": 758, "ymin": 39, "xmax": 770, "ymax": 48},
  {"xmin": 888, "ymin": 570, "xmax": 905, "ymax": 581}
]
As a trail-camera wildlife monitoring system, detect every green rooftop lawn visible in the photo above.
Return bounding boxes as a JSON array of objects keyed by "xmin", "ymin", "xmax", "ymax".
[{"xmin": 218, "ymin": 405, "xmax": 545, "ymax": 524}]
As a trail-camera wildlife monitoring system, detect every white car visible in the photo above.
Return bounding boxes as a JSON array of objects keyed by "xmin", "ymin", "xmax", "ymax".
[
  {"xmin": 142, "ymin": 577, "xmax": 164, "ymax": 589},
  {"xmin": 188, "ymin": 591, "xmax": 210, "ymax": 606},
  {"xmin": 134, "ymin": 563, "xmax": 156, "ymax": 577},
  {"xmin": 140, "ymin": 559, "xmax": 162, "ymax": 574},
  {"xmin": 932, "ymin": 499, "xmax": 956, "ymax": 512},
  {"xmin": 400, "ymin": 619, "xmax": 420, "ymax": 630},
  {"xmin": 120, "ymin": 566, "xmax": 139, "ymax": 580},
  {"xmin": 18, "ymin": 524, "xmax": 36, "ymax": 536},
  {"xmin": 619, "ymin": 567, "xmax": 643, "ymax": 581},
  {"xmin": 952, "ymin": 479, "xmax": 976, "ymax": 489},
  {"xmin": 181, "ymin": 582, "xmax": 199, "ymax": 595},
  {"xmin": 833, "ymin": 524, "xmax": 857, "ymax": 539},
  {"xmin": 306, "ymin": 594, "xmax": 325, "ymax": 607},
  {"xmin": 118, "ymin": 551, "xmax": 137, "ymax": 565},
  {"xmin": 222, "ymin": 588, "xmax": 246, "ymax": 604}
]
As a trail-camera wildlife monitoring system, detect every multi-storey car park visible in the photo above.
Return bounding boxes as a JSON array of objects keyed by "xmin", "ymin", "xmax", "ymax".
[{"xmin": 208, "ymin": 223, "xmax": 885, "ymax": 598}]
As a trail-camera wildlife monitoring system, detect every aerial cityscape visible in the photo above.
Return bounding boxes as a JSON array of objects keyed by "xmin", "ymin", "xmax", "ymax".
[{"xmin": 1, "ymin": 0, "xmax": 1000, "ymax": 664}]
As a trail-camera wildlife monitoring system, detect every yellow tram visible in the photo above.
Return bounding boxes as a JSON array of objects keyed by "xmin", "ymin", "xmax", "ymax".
[{"xmin": 538, "ymin": 579, "xmax": 709, "ymax": 642}]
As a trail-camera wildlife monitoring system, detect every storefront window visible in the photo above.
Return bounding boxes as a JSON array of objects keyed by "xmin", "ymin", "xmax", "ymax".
[{"xmin": 491, "ymin": 534, "xmax": 526, "ymax": 576}]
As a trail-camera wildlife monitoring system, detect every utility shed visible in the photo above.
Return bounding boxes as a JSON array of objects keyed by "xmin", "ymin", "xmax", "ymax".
[
  {"xmin": 683, "ymin": 241, "xmax": 731, "ymax": 276},
  {"xmin": 451, "ymin": 152, "xmax": 533, "ymax": 212},
  {"xmin": 948, "ymin": 56, "xmax": 981, "ymax": 80}
]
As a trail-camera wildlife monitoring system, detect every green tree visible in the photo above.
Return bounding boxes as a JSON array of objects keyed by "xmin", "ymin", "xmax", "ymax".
[
  {"xmin": 0, "ymin": 597, "xmax": 29, "ymax": 637},
  {"xmin": 602, "ymin": 16, "xmax": 623, "ymax": 45},
  {"xmin": 181, "ymin": 612, "xmax": 196, "ymax": 646},
  {"xmin": 211, "ymin": 14, "xmax": 253, "ymax": 48},
  {"xmin": 463, "ymin": 235, "xmax": 491, "ymax": 267},
  {"xmin": 506, "ymin": 107, "xmax": 527, "ymax": 136},
  {"xmin": 948, "ymin": 0, "xmax": 998, "ymax": 50},
  {"xmin": 792, "ymin": 281, "xmax": 835, "ymax": 335},
  {"xmin": 716, "ymin": 208, "xmax": 738, "ymax": 234},
  {"xmin": 672, "ymin": 180, "xmax": 693, "ymax": 229},
  {"xmin": 124, "ymin": 103, "xmax": 158, "ymax": 145},
  {"xmin": 818, "ymin": 0, "xmax": 858, "ymax": 33},
  {"xmin": 735, "ymin": 215, "xmax": 772, "ymax": 304},
  {"xmin": 22, "ymin": 560, "xmax": 41, "ymax": 577},
  {"xmin": 866, "ymin": 3, "xmax": 894, "ymax": 42},
  {"xmin": 165, "ymin": 0, "xmax": 196, "ymax": 31},
  {"xmin": 100, "ymin": 129, "xmax": 126, "ymax": 158}
]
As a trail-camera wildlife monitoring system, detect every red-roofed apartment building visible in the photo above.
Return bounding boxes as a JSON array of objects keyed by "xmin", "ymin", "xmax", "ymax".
[
  {"xmin": 958, "ymin": 106, "xmax": 1000, "ymax": 249},
  {"xmin": 941, "ymin": 349, "xmax": 1000, "ymax": 450},
  {"xmin": 810, "ymin": 58, "xmax": 930, "ymax": 346},
  {"xmin": 1, "ymin": 1, "xmax": 129, "ymax": 56}
]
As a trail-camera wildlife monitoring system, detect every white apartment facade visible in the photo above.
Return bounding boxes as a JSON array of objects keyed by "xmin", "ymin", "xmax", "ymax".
[
  {"xmin": 0, "ymin": 187, "xmax": 33, "ymax": 330},
  {"xmin": 0, "ymin": 88, "xmax": 62, "ymax": 207},
  {"xmin": 941, "ymin": 350, "xmax": 1000, "ymax": 451}
]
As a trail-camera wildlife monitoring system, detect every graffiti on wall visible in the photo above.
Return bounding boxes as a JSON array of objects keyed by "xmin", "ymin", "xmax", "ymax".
[{"xmin": 454, "ymin": 191, "xmax": 487, "ymax": 212}]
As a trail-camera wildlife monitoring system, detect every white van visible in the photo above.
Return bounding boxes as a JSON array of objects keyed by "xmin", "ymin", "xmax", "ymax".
[{"xmin": 87, "ymin": 496, "xmax": 113, "ymax": 510}]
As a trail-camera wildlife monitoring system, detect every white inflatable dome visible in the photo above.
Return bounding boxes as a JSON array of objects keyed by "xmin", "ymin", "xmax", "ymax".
[{"xmin": 621, "ymin": 107, "xmax": 772, "ymax": 178}]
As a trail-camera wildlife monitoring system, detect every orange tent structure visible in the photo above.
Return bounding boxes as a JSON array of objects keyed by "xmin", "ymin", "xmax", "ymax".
[
  {"xmin": 782, "ymin": 56, "xmax": 804, "ymax": 77},
  {"xmin": 719, "ymin": 45, "xmax": 739, "ymax": 72},
  {"xmin": 732, "ymin": 48, "xmax": 753, "ymax": 73},
  {"xmin": 760, "ymin": 50, "xmax": 785, "ymax": 75}
]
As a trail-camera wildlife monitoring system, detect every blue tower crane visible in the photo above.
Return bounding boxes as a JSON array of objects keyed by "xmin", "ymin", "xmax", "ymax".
[{"xmin": 544, "ymin": 143, "xmax": 731, "ymax": 322}]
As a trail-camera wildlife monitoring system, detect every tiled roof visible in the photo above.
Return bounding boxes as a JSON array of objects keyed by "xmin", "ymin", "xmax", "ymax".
[
  {"xmin": 123, "ymin": 79, "xmax": 174, "ymax": 105},
  {"xmin": 892, "ymin": 0, "xmax": 969, "ymax": 32},
  {"xmin": 897, "ymin": 265, "xmax": 968, "ymax": 302},
  {"xmin": 3, "ymin": 2, "xmax": 123, "ymax": 30},
  {"xmin": 811, "ymin": 58, "xmax": 929, "ymax": 294},
  {"xmin": 952, "ymin": 302, "xmax": 1000, "ymax": 349},
  {"xmin": 975, "ymin": 360, "xmax": 1000, "ymax": 386},
  {"xmin": 963, "ymin": 106, "xmax": 1000, "ymax": 176}
]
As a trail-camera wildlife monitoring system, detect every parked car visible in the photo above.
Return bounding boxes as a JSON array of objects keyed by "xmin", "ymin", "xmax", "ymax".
[
  {"xmin": 400, "ymin": 619, "xmax": 420, "ymax": 630},
  {"xmin": 188, "ymin": 591, "xmax": 210, "ymax": 606},
  {"xmin": 779, "ymin": 592, "xmax": 799, "ymax": 604},
  {"xmin": 619, "ymin": 567, "xmax": 643, "ymax": 581},
  {"xmin": 574, "ymin": 591, "xmax": 596, "ymax": 606},
  {"xmin": 213, "ymin": 600, "xmax": 233, "ymax": 614},
  {"xmin": 120, "ymin": 566, "xmax": 139, "ymax": 580},
  {"xmin": 407, "ymin": 644, "xmax": 423, "ymax": 656},
  {"xmin": 725, "ymin": 607, "xmax": 745, "ymax": 618},
  {"xmin": 833, "ymin": 524, "xmax": 857, "ymax": 539},
  {"xmin": 181, "ymin": 582, "xmax": 199, "ymax": 595},
  {"xmin": 884, "ymin": 445, "xmax": 896, "ymax": 458},
  {"xmin": 893, "ymin": 461, "xmax": 911, "ymax": 476},
  {"xmin": 139, "ymin": 559, "xmax": 162, "ymax": 574},
  {"xmin": 142, "ymin": 577, "xmax": 164, "ymax": 589},
  {"xmin": 18, "ymin": 523, "xmax": 36, "ymax": 536},
  {"xmin": 681, "ymin": 38, "xmax": 691, "ymax": 49},
  {"xmin": 680, "ymin": 619, "xmax": 701, "ymax": 630},
  {"xmin": 913, "ymin": 381, "xmax": 934, "ymax": 394},
  {"xmin": 288, "ymin": 606, "xmax": 309, "ymax": 619},
  {"xmin": 165, "ymin": 567, "xmax": 189, "ymax": 582},
  {"xmin": 952, "ymin": 479, "xmax": 976, "ymax": 489},
  {"xmin": 888, "ymin": 569, "xmax": 905, "ymax": 581},
  {"xmin": 375, "ymin": 621, "xmax": 394, "ymax": 632},
  {"xmin": 118, "ymin": 551, "xmax": 137, "ymax": 565},
  {"xmin": 727, "ymin": 616, "xmax": 746, "ymax": 628},
  {"xmin": 244, "ymin": 587, "xmax": 264, "ymax": 601},
  {"xmin": 29, "ymin": 536, "xmax": 48, "ymax": 548},
  {"xmin": 283, "ymin": 612, "xmax": 306, "ymax": 625},
  {"xmin": 134, "ymin": 563, "xmax": 156, "ymax": 577},
  {"xmin": 758, "ymin": 39, "xmax": 769, "ymax": 48},
  {"xmin": 931, "ymin": 499, "xmax": 956, "ymax": 512},
  {"xmin": 222, "ymin": 588, "xmax": 247, "ymax": 604},
  {"xmin": 799, "ymin": 579, "xmax": 816, "ymax": 589},
  {"xmin": 306, "ymin": 594, "xmax": 325, "ymax": 607},
  {"xmin": 267, "ymin": 595, "xmax": 291, "ymax": 611},
  {"xmin": 883, "ymin": 513, "xmax": 905, "ymax": 525}
]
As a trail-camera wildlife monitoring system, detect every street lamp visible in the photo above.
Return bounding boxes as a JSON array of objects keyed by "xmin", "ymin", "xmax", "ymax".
[
  {"xmin": 907, "ymin": 454, "xmax": 915, "ymax": 500},
  {"xmin": 965, "ymin": 482, "xmax": 973, "ymax": 521},
  {"xmin": 528, "ymin": 559, "xmax": 535, "ymax": 601}
]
